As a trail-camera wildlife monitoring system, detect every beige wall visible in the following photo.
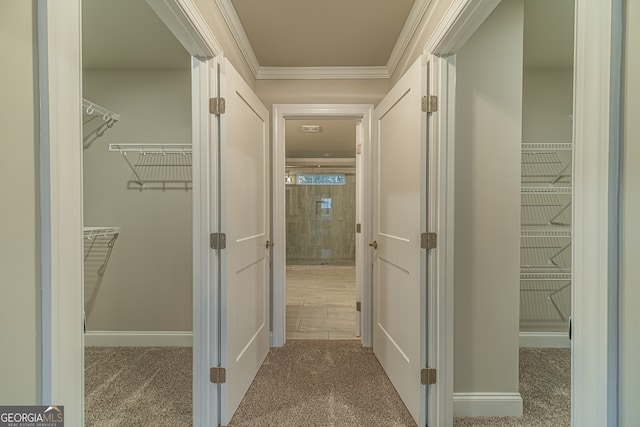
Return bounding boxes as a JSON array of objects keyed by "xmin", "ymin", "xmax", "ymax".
[
  {"xmin": 83, "ymin": 70, "xmax": 192, "ymax": 332},
  {"xmin": 618, "ymin": 0, "xmax": 640, "ymax": 422},
  {"xmin": 522, "ymin": 68, "xmax": 573, "ymax": 144},
  {"xmin": 0, "ymin": 0, "xmax": 40, "ymax": 403},
  {"xmin": 454, "ymin": 0, "xmax": 523, "ymax": 393},
  {"xmin": 255, "ymin": 79, "xmax": 390, "ymax": 111}
]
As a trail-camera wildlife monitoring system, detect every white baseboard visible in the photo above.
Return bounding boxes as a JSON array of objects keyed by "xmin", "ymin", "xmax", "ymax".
[
  {"xmin": 519, "ymin": 332, "xmax": 570, "ymax": 348},
  {"xmin": 84, "ymin": 331, "xmax": 192, "ymax": 347},
  {"xmin": 453, "ymin": 392, "xmax": 523, "ymax": 417}
]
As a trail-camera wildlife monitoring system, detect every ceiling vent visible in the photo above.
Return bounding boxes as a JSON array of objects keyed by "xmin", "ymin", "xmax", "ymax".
[{"xmin": 301, "ymin": 125, "xmax": 321, "ymax": 133}]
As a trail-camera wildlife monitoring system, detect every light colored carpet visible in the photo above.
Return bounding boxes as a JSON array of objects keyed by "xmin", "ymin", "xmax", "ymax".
[
  {"xmin": 228, "ymin": 340, "xmax": 417, "ymax": 426},
  {"xmin": 84, "ymin": 346, "xmax": 569, "ymax": 426},
  {"xmin": 454, "ymin": 348, "xmax": 570, "ymax": 427},
  {"xmin": 85, "ymin": 347, "xmax": 191, "ymax": 426}
]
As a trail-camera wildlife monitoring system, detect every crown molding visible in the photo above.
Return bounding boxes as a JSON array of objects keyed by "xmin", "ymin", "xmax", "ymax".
[
  {"xmin": 256, "ymin": 66, "xmax": 390, "ymax": 80},
  {"xmin": 386, "ymin": 0, "xmax": 432, "ymax": 76},
  {"xmin": 214, "ymin": 0, "xmax": 261, "ymax": 75},
  {"xmin": 215, "ymin": 0, "xmax": 430, "ymax": 80}
]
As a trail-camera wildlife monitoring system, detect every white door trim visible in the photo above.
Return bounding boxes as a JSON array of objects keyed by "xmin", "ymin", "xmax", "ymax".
[
  {"xmin": 425, "ymin": 53, "xmax": 456, "ymax": 427},
  {"xmin": 39, "ymin": 0, "xmax": 223, "ymax": 424},
  {"xmin": 271, "ymin": 104, "xmax": 374, "ymax": 347},
  {"xmin": 190, "ymin": 57, "xmax": 219, "ymax": 427},
  {"xmin": 423, "ymin": 0, "xmax": 622, "ymax": 426},
  {"xmin": 37, "ymin": 2, "xmax": 84, "ymax": 424},
  {"xmin": 571, "ymin": 0, "xmax": 621, "ymax": 425}
]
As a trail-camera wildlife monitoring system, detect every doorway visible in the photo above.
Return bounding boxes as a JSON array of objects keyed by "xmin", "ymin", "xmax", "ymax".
[
  {"xmin": 284, "ymin": 119, "xmax": 358, "ymax": 340},
  {"xmin": 272, "ymin": 105, "xmax": 373, "ymax": 347},
  {"xmin": 81, "ymin": 0, "xmax": 196, "ymax": 424}
]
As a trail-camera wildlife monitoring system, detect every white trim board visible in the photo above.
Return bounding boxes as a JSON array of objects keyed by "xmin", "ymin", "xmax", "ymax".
[
  {"xmin": 519, "ymin": 332, "xmax": 570, "ymax": 348},
  {"xmin": 453, "ymin": 393, "xmax": 523, "ymax": 417},
  {"xmin": 84, "ymin": 331, "xmax": 193, "ymax": 347}
]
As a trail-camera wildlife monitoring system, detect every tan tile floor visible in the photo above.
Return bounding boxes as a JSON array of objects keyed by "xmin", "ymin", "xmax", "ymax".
[{"xmin": 286, "ymin": 265, "xmax": 358, "ymax": 340}]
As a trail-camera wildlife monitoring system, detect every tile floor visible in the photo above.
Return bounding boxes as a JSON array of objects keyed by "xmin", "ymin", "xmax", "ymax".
[{"xmin": 286, "ymin": 264, "xmax": 358, "ymax": 340}]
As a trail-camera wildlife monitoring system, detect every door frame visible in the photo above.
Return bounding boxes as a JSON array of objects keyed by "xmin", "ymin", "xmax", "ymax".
[
  {"xmin": 422, "ymin": 0, "xmax": 621, "ymax": 425},
  {"xmin": 271, "ymin": 104, "xmax": 374, "ymax": 347},
  {"xmin": 37, "ymin": 0, "xmax": 223, "ymax": 424}
]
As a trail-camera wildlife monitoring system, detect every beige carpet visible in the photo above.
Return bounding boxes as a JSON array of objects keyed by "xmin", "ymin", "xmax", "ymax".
[
  {"xmin": 228, "ymin": 340, "xmax": 416, "ymax": 426},
  {"xmin": 454, "ymin": 348, "xmax": 570, "ymax": 427},
  {"xmin": 85, "ymin": 347, "xmax": 192, "ymax": 426},
  {"xmin": 85, "ymin": 345, "xmax": 570, "ymax": 426}
]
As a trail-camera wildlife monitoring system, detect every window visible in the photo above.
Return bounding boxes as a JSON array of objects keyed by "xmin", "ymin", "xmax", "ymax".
[{"xmin": 296, "ymin": 173, "xmax": 345, "ymax": 185}]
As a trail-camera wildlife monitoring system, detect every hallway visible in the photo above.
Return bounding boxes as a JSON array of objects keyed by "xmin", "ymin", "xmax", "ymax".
[
  {"xmin": 228, "ymin": 340, "xmax": 417, "ymax": 426},
  {"xmin": 286, "ymin": 265, "xmax": 358, "ymax": 340}
]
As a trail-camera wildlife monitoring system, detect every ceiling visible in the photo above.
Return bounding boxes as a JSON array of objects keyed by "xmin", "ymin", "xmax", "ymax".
[
  {"xmin": 82, "ymin": 0, "xmax": 574, "ymax": 158},
  {"xmin": 229, "ymin": 0, "xmax": 416, "ymax": 69},
  {"xmin": 285, "ymin": 120, "xmax": 357, "ymax": 159},
  {"xmin": 82, "ymin": 0, "xmax": 574, "ymax": 73}
]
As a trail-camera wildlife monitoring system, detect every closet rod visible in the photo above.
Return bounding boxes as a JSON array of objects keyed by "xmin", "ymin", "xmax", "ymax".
[{"xmin": 82, "ymin": 98, "xmax": 120, "ymax": 122}]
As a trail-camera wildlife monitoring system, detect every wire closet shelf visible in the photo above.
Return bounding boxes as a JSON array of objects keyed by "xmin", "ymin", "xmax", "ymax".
[
  {"xmin": 520, "ymin": 142, "xmax": 573, "ymax": 322},
  {"xmin": 108, "ymin": 143, "xmax": 193, "ymax": 190}
]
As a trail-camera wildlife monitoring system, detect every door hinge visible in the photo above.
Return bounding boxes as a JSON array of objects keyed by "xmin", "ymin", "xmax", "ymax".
[
  {"xmin": 356, "ymin": 223, "xmax": 362, "ymax": 234},
  {"xmin": 210, "ymin": 367, "xmax": 226, "ymax": 384},
  {"xmin": 210, "ymin": 97, "xmax": 226, "ymax": 115},
  {"xmin": 422, "ymin": 95, "xmax": 438, "ymax": 113},
  {"xmin": 421, "ymin": 232, "xmax": 437, "ymax": 250},
  {"xmin": 356, "ymin": 301, "xmax": 361, "ymax": 312},
  {"xmin": 421, "ymin": 368, "xmax": 437, "ymax": 385},
  {"xmin": 210, "ymin": 232, "xmax": 226, "ymax": 250}
]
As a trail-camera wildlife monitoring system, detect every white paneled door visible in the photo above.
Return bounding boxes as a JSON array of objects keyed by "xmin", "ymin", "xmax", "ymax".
[
  {"xmin": 217, "ymin": 57, "xmax": 271, "ymax": 425},
  {"xmin": 372, "ymin": 56, "xmax": 428, "ymax": 425}
]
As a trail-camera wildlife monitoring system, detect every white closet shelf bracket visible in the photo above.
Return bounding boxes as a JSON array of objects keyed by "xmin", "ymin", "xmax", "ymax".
[
  {"xmin": 82, "ymin": 98, "xmax": 120, "ymax": 122},
  {"xmin": 83, "ymin": 226, "xmax": 121, "ymax": 240}
]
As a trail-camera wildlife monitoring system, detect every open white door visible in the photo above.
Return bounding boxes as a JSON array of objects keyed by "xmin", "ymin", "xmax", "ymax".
[
  {"xmin": 372, "ymin": 56, "xmax": 428, "ymax": 425},
  {"xmin": 217, "ymin": 57, "xmax": 271, "ymax": 425}
]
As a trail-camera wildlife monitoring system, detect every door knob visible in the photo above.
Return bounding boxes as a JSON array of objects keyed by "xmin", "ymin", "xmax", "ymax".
[
  {"xmin": 369, "ymin": 241, "xmax": 378, "ymax": 249},
  {"xmin": 266, "ymin": 240, "xmax": 274, "ymax": 248}
]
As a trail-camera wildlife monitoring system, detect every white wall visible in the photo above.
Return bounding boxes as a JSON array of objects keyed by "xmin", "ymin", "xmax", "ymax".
[
  {"xmin": 82, "ymin": 70, "xmax": 192, "ymax": 332},
  {"xmin": 0, "ymin": 0, "xmax": 40, "ymax": 403},
  {"xmin": 618, "ymin": 0, "xmax": 640, "ymax": 422},
  {"xmin": 454, "ymin": 0, "xmax": 523, "ymax": 395}
]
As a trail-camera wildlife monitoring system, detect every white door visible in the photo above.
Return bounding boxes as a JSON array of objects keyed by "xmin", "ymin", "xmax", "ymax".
[
  {"xmin": 217, "ymin": 57, "xmax": 271, "ymax": 424},
  {"xmin": 372, "ymin": 56, "xmax": 428, "ymax": 425}
]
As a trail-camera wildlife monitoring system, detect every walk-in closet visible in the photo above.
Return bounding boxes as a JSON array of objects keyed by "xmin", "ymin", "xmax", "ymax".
[
  {"xmin": 453, "ymin": 1, "xmax": 573, "ymax": 425},
  {"xmin": 82, "ymin": 0, "xmax": 193, "ymax": 424},
  {"xmin": 520, "ymin": 0, "xmax": 574, "ymax": 342}
]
